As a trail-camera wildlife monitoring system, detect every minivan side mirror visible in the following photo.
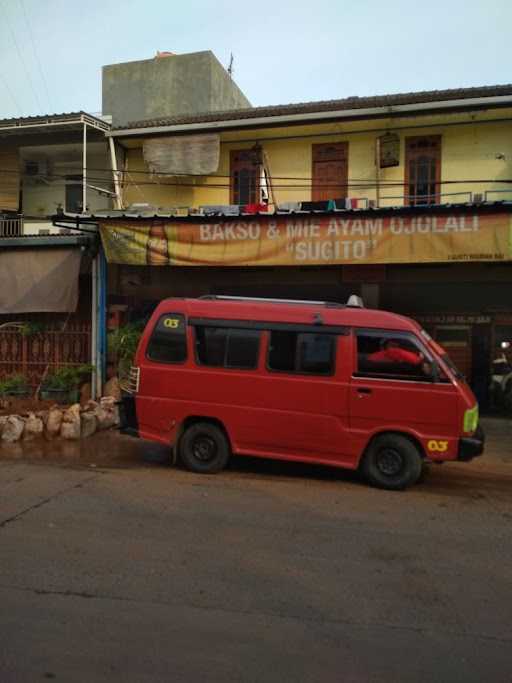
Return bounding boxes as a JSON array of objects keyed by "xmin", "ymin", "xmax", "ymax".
[{"xmin": 422, "ymin": 360, "xmax": 440, "ymax": 382}]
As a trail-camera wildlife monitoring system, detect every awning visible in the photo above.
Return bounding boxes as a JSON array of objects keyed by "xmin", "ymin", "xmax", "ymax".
[
  {"xmin": 98, "ymin": 209, "xmax": 512, "ymax": 267},
  {"xmin": 0, "ymin": 247, "xmax": 82, "ymax": 313}
]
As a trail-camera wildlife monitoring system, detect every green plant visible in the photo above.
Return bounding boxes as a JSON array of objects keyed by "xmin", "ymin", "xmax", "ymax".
[
  {"xmin": 108, "ymin": 323, "xmax": 144, "ymax": 379},
  {"xmin": 19, "ymin": 322, "xmax": 47, "ymax": 337},
  {"xmin": 0, "ymin": 373, "xmax": 29, "ymax": 395},
  {"xmin": 42, "ymin": 364, "xmax": 94, "ymax": 392}
]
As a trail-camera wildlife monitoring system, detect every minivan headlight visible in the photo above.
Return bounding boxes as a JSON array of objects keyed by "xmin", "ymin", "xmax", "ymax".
[{"xmin": 463, "ymin": 405, "xmax": 479, "ymax": 433}]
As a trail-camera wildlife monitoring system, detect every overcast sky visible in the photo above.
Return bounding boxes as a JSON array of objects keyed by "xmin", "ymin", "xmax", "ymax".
[{"xmin": 0, "ymin": 0, "xmax": 510, "ymax": 119}]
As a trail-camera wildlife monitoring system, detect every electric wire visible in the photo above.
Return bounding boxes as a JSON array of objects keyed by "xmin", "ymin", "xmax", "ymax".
[
  {"xmin": 0, "ymin": 166, "xmax": 511, "ymax": 189},
  {"xmin": 0, "ymin": 71, "xmax": 23, "ymax": 116},
  {"xmin": 18, "ymin": 0, "xmax": 52, "ymax": 113},
  {"xmin": 0, "ymin": 0, "xmax": 44, "ymax": 114}
]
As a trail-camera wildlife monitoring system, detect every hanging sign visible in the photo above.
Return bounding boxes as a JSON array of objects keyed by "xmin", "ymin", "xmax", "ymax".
[
  {"xmin": 378, "ymin": 133, "xmax": 400, "ymax": 168},
  {"xmin": 99, "ymin": 211, "xmax": 512, "ymax": 267}
]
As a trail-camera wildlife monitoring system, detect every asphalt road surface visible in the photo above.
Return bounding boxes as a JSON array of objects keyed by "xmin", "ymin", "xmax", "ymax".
[{"xmin": 1, "ymin": 421, "xmax": 511, "ymax": 682}]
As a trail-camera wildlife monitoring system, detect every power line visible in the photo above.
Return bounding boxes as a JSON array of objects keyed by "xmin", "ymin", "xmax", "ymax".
[
  {"xmin": 1, "ymin": 165, "xmax": 511, "ymax": 189},
  {"xmin": 0, "ymin": 0, "xmax": 44, "ymax": 114},
  {"xmin": 0, "ymin": 71, "xmax": 23, "ymax": 116},
  {"xmin": 18, "ymin": 0, "xmax": 52, "ymax": 113}
]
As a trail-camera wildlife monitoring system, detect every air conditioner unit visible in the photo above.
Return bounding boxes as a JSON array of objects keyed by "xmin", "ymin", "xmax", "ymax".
[{"xmin": 24, "ymin": 159, "xmax": 53, "ymax": 180}]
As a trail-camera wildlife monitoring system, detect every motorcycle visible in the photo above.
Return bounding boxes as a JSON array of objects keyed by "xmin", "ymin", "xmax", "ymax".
[{"xmin": 490, "ymin": 347, "xmax": 512, "ymax": 412}]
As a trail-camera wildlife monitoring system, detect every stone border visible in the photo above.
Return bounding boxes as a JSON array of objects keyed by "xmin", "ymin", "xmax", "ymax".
[{"xmin": 0, "ymin": 397, "xmax": 120, "ymax": 443}]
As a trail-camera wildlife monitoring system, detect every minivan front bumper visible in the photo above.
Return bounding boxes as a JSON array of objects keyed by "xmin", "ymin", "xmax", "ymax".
[{"xmin": 457, "ymin": 425, "xmax": 485, "ymax": 461}]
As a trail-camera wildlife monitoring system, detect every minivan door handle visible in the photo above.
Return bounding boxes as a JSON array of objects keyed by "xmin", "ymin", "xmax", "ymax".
[{"xmin": 356, "ymin": 387, "xmax": 372, "ymax": 395}]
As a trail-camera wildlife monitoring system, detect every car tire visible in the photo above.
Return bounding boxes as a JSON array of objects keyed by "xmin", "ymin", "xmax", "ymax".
[
  {"xmin": 179, "ymin": 422, "xmax": 230, "ymax": 474},
  {"xmin": 361, "ymin": 433, "xmax": 423, "ymax": 491}
]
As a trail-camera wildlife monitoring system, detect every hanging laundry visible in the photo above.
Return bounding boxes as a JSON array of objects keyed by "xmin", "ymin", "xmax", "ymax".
[
  {"xmin": 200, "ymin": 205, "xmax": 240, "ymax": 216},
  {"xmin": 344, "ymin": 198, "xmax": 359, "ymax": 209},
  {"xmin": 242, "ymin": 203, "xmax": 268, "ymax": 214},
  {"xmin": 276, "ymin": 202, "xmax": 301, "ymax": 212},
  {"xmin": 300, "ymin": 200, "xmax": 329, "ymax": 212}
]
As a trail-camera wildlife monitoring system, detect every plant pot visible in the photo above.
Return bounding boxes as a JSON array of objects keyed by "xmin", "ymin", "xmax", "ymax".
[{"xmin": 40, "ymin": 388, "xmax": 80, "ymax": 405}]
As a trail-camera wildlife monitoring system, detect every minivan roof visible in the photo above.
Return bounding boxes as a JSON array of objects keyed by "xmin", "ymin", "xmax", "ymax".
[{"xmin": 156, "ymin": 297, "xmax": 420, "ymax": 333}]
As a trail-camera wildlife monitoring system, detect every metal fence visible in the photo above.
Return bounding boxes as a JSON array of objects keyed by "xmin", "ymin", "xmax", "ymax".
[
  {"xmin": 0, "ymin": 214, "xmax": 23, "ymax": 237},
  {"xmin": 0, "ymin": 323, "xmax": 91, "ymax": 392}
]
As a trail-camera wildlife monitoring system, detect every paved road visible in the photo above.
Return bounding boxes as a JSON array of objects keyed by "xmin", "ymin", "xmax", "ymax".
[{"xmin": 1, "ymin": 425, "xmax": 511, "ymax": 682}]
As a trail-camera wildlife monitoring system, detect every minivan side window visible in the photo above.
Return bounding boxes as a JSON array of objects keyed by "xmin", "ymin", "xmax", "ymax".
[
  {"xmin": 146, "ymin": 313, "xmax": 187, "ymax": 363},
  {"xmin": 194, "ymin": 326, "xmax": 261, "ymax": 369},
  {"xmin": 268, "ymin": 331, "xmax": 335, "ymax": 375},
  {"xmin": 356, "ymin": 331, "xmax": 432, "ymax": 381}
]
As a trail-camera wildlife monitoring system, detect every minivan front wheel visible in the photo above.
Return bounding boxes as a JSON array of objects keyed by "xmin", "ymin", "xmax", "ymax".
[
  {"xmin": 361, "ymin": 434, "xmax": 423, "ymax": 490},
  {"xmin": 179, "ymin": 422, "xmax": 230, "ymax": 474}
]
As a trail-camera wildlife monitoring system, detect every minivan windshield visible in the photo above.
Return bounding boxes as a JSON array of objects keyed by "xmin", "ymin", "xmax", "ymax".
[
  {"xmin": 440, "ymin": 352, "xmax": 466, "ymax": 382},
  {"xmin": 419, "ymin": 328, "xmax": 465, "ymax": 382}
]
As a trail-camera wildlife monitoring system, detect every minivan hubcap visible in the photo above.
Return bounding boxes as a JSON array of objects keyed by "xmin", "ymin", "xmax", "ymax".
[
  {"xmin": 192, "ymin": 435, "xmax": 217, "ymax": 462},
  {"xmin": 376, "ymin": 448, "xmax": 404, "ymax": 476}
]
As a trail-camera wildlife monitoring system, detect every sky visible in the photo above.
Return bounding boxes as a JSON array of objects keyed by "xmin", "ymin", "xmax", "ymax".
[{"xmin": 0, "ymin": 0, "xmax": 511, "ymax": 119}]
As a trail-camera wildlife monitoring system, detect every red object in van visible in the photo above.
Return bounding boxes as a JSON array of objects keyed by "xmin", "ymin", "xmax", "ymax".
[{"xmin": 120, "ymin": 296, "xmax": 484, "ymax": 490}]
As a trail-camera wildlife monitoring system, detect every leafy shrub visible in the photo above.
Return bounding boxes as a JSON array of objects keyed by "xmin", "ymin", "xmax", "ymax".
[
  {"xmin": 0, "ymin": 373, "xmax": 29, "ymax": 396},
  {"xmin": 42, "ymin": 364, "xmax": 94, "ymax": 391},
  {"xmin": 108, "ymin": 323, "xmax": 144, "ymax": 379}
]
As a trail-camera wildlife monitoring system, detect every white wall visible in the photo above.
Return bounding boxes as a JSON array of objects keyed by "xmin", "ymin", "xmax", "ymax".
[{"xmin": 22, "ymin": 147, "xmax": 113, "ymax": 224}]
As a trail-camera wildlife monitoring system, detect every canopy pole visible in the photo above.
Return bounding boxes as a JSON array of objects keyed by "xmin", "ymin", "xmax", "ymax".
[
  {"xmin": 91, "ymin": 253, "xmax": 98, "ymax": 399},
  {"xmin": 82, "ymin": 122, "xmax": 87, "ymax": 213},
  {"xmin": 109, "ymin": 137, "xmax": 123, "ymax": 210}
]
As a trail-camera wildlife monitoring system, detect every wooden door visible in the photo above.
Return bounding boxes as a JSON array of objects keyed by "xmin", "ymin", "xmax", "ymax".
[
  {"xmin": 312, "ymin": 143, "xmax": 348, "ymax": 201},
  {"xmin": 230, "ymin": 149, "xmax": 261, "ymax": 205}
]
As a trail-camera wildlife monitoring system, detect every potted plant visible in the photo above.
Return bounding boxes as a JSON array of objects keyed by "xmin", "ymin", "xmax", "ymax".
[
  {"xmin": 40, "ymin": 364, "xmax": 94, "ymax": 404},
  {"xmin": 0, "ymin": 373, "xmax": 30, "ymax": 398}
]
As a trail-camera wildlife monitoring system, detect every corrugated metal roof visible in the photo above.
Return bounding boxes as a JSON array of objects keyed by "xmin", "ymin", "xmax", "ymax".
[
  {"xmin": 114, "ymin": 84, "xmax": 512, "ymax": 131},
  {"xmin": 0, "ymin": 233, "xmax": 96, "ymax": 247},
  {"xmin": 86, "ymin": 200, "xmax": 512, "ymax": 221},
  {"xmin": 0, "ymin": 111, "xmax": 111, "ymax": 133}
]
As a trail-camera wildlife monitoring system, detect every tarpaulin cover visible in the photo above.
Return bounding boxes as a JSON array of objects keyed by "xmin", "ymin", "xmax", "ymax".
[
  {"xmin": 99, "ymin": 212, "xmax": 512, "ymax": 266},
  {"xmin": 143, "ymin": 134, "xmax": 220, "ymax": 176},
  {"xmin": 0, "ymin": 248, "xmax": 82, "ymax": 313}
]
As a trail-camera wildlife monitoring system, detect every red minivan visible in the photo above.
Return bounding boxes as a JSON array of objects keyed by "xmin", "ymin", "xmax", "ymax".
[{"xmin": 120, "ymin": 296, "xmax": 484, "ymax": 490}]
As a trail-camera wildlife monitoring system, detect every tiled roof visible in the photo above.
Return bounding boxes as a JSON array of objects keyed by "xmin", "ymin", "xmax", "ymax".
[{"xmin": 115, "ymin": 84, "xmax": 512, "ymax": 131}]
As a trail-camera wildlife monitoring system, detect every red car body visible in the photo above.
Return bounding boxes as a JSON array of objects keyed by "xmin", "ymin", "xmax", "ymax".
[{"xmin": 121, "ymin": 297, "xmax": 483, "ymax": 481}]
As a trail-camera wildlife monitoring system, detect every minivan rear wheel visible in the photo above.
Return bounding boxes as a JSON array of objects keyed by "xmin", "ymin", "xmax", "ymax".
[
  {"xmin": 179, "ymin": 422, "xmax": 230, "ymax": 474},
  {"xmin": 361, "ymin": 434, "xmax": 423, "ymax": 490}
]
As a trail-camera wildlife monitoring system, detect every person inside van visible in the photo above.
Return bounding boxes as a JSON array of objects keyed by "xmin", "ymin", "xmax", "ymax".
[{"xmin": 367, "ymin": 339, "xmax": 423, "ymax": 366}]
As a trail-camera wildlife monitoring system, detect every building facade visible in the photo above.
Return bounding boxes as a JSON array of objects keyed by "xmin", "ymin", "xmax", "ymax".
[
  {"xmin": 95, "ymin": 86, "xmax": 512, "ymax": 408},
  {"xmin": 0, "ymin": 111, "xmax": 113, "ymax": 236}
]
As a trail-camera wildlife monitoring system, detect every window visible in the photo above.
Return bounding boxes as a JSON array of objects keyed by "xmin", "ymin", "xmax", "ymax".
[
  {"xmin": 405, "ymin": 136, "xmax": 441, "ymax": 206},
  {"xmin": 356, "ymin": 331, "xmax": 432, "ymax": 381},
  {"xmin": 65, "ymin": 176, "xmax": 83, "ymax": 213},
  {"xmin": 268, "ymin": 331, "xmax": 335, "ymax": 375},
  {"xmin": 230, "ymin": 149, "xmax": 261, "ymax": 205},
  {"xmin": 195, "ymin": 326, "xmax": 261, "ymax": 369},
  {"xmin": 146, "ymin": 313, "xmax": 187, "ymax": 363},
  {"xmin": 311, "ymin": 143, "xmax": 348, "ymax": 201}
]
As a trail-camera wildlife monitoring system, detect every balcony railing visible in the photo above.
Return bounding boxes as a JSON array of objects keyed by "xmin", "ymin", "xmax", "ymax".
[{"xmin": 0, "ymin": 214, "xmax": 23, "ymax": 237}]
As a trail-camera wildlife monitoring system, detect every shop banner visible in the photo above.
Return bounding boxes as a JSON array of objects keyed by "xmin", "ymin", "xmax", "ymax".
[{"xmin": 99, "ymin": 212, "xmax": 512, "ymax": 267}]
